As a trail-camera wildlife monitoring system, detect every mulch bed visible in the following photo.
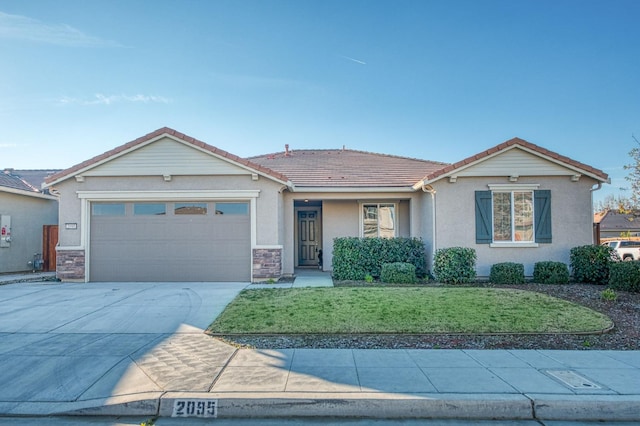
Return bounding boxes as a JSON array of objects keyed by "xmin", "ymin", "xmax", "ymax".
[{"xmin": 217, "ymin": 283, "xmax": 640, "ymax": 350}]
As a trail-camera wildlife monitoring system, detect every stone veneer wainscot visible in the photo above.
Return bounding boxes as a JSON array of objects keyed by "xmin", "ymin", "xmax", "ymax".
[
  {"xmin": 252, "ymin": 248, "xmax": 282, "ymax": 281},
  {"xmin": 56, "ymin": 249, "xmax": 85, "ymax": 281}
]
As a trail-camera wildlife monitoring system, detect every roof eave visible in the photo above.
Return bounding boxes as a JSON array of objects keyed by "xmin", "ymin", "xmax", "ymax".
[
  {"xmin": 288, "ymin": 186, "xmax": 417, "ymax": 193},
  {"xmin": 422, "ymin": 144, "xmax": 610, "ymax": 185},
  {"xmin": 0, "ymin": 186, "xmax": 58, "ymax": 200},
  {"xmin": 44, "ymin": 129, "xmax": 292, "ymax": 187}
]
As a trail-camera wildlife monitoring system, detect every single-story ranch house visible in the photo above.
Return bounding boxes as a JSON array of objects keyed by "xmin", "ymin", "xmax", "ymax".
[
  {"xmin": 44, "ymin": 127, "xmax": 609, "ymax": 282},
  {"xmin": 1, "ymin": 169, "xmax": 59, "ymax": 273}
]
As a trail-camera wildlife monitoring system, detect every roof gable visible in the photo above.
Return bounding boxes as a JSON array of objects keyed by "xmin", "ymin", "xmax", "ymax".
[
  {"xmin": 423, "ymin": 138, "xmax": 610, "ymax": 184},
  {"xmin": 81, "ymin": 136, "xmax": 254, "ymax": 177},
  {"xmin": 248, "ymin": 149, "xmax": 448, "ymax": 188},
  {"xmin": 45, "ymin": 128, "xmax": 289, "ymax": 186}
]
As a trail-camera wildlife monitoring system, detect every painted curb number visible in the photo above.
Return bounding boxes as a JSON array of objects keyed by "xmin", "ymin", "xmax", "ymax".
[{"xmin": 172, "ymin": 399, "xmax": 217, "ymax": 418}]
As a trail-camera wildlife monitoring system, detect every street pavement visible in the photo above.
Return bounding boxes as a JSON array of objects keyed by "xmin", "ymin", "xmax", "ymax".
[
  {"xmin": 0, "ymin": 272, "xmax": 638, "ymax": 422},
  {"xmin": 1, "ymin": 418, "xmax": 640, "ymax": 425}
]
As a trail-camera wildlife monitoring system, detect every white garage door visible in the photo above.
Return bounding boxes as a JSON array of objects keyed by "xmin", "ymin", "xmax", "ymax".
[{"xmin": 90, "ymin": 201, "xmax": 250, "ymax": 282}]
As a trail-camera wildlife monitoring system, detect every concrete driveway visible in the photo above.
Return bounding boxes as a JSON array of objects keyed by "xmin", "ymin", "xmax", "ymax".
[
  {"xmin": 0, "ymin": 281, "xmax": 247, "ymax": 414},
  {"xmin": 0, "ymin": 281, "xmax": 247, "ymax": 334}
]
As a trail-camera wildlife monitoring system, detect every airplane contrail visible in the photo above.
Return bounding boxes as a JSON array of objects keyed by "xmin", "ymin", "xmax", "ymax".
[{"xmin": 340, "ymin": 55, "xmax": 367, "ymax": 65}]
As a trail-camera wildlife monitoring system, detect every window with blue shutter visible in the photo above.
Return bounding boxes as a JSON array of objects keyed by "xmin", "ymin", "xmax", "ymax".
[
  {"xmin": 475, "ymin": 191, "xmax": 492, "ymax": 244},
  {"xmin": 534, "ymin": 190, "xmax": 552, "ymax": 243},
  {"xmin": 475, "ymin": 189, "xmax": 552, "ymax": 244}
]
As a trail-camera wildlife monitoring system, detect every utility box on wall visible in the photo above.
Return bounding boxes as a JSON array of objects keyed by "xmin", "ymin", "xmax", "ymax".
[{"xmin": 0, "ymin": 215, "xmax": 11, "ymax": 248}]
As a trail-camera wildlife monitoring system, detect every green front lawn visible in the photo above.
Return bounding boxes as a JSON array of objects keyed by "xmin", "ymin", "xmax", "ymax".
[{"xmin": 208, "ymin": 287, "xmax": 613, "ymax": 334}]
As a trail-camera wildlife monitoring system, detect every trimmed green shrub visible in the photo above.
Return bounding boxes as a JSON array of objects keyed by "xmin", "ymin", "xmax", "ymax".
[
  {"xmin": 332, "ymin": 237, "xmax": 427, "ymax": 281},
  {"xmin": 570, "ymin": 245, "xmax": 616, "ymax": 284},
  {"xmin": 489, "ymin": 262, "xmax": 525, "ymax": 284},
  {"xmin": 433, "ymin": 247, "xmax": 477, "ymax": 284},
  {"xmin": 608, "ymin": 261, "xmax": 640, "ymax": 292},
  {"xmin": 381, "ymin": 262, "xmax": 417, "ymax": 284},
  {"xmin": 533, "ymin": 261, "xmax": 570, "ymax": 284}
]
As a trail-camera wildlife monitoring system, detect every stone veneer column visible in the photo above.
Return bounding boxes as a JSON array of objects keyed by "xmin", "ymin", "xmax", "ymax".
[
  {"xmin": 56, "ymin": 249, "xmax": 85, "ymax": 282},
  {"xmin": 252, "ymin": 248, "xmax": 282, "ymax": 281}
]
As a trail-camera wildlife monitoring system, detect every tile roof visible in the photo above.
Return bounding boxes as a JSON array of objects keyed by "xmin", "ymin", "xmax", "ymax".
[
  {"xmin": 248, "ymin": 149, "xmax": 448, "ymax": 188},
  {"xmin": 594, "ymin": 210, "xmax": 607, "ymax": 224},
  {"xmin": 44, "ymin": 127, "xmax": 290, "ymax": 186},
  {"xmin": 0, "ymin": 169, "xmax": 59, "ymax": 193},
  {"xmin": 422, "ymin": 137, "xmax": 610, "ymax": 183},
  {"xmin": 43, "ymin": 130, "xmax": 609, "ymax": 191}
]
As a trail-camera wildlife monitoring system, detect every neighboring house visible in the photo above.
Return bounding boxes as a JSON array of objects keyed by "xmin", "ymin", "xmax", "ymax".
[
  {"xmin": 595, "ymin": 209, "xmax": 640, "ymax": 240},
  {"xmin": 43, "ymin": 127, "xmax": 610, "ymax": 282},
  {"xmin": 0, "ymin": 169, "xmax": 59, "ymax": 273}
]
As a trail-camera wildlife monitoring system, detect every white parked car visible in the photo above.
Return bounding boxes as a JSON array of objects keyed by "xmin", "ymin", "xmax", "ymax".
[{"xmin": 604, "ymin": 240, "xmax": 640, "ymax": 261}]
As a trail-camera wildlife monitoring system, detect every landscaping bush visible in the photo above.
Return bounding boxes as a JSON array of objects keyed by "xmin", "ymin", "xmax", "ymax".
[
  {"xmin": 608, "ymin": 261, "xmax": 640, "ymax": 293},
  {"xmin": 332, "ymin": 237, "xmax": 427, "ymax": 281},
  {"xmin": 433, "ymin": 247, "xmax": 476, "ymax": 284},
  {"xmin": 381, "ymin": 262, "xmax": 417, "ymax": 284},
  {"xmin": 570, "ymin": 244, "xmax": 616, "ymax": 284},
  {"xmin": 533, "ymin": 261, "xmax": 570, "ymax": 284},
  {"xmin": 489, "ymin": 262, "xmax": 525, "ymax": 284}
]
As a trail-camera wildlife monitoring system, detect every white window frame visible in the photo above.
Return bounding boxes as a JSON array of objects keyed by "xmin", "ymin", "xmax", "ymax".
[
  {"xmin": 359, "ymin": 202, "xmax": 398, "ymax": 238},
  {"xmin": 488, "ymin": 184, "xmax": 539, "ymax": 248}
]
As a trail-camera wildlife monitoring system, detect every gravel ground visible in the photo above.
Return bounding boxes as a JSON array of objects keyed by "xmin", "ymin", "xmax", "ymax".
[{"xmin": 218, "ymin": 283, "xmax": 640, "ymax": 350}]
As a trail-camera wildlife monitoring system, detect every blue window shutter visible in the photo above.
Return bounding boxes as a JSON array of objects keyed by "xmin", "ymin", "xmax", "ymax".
[
  {"xmin": 534, "ymin": 190, "xmax": 552, "ymax": 243},
  {"xmin": 475, "ymin": 191, "xmax": 492, "ymax": 244}
]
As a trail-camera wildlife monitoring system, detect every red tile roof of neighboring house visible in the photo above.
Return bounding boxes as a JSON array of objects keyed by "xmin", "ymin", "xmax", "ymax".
[
  {"xmin": 594, "ymin": 210, "xmax": 607, "ymax": 224},
  {"xmin": 422, "ymin": 137, "xmax": 610, "ymax": 183},
  {"xmin": 44, "ymin": 127, "xmax": 290, "ymax": 185},
  {"xmin": 248, "ymin": 149, "xmax": 448, "ymax": 188}
]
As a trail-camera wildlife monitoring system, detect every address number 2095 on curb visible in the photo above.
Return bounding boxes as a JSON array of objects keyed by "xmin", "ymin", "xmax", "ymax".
[{"xmin": 172, "ymin": 399, "xmax": 217, "ymax": 418}]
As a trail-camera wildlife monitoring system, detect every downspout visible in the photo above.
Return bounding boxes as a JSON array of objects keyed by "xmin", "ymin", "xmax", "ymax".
[
  {"xmin": 422, "ymin": 183, "xmax": 437, "ymax": 263},
  {"xmin": 590, "ymin": 181, "xmax": 605, "ymax": 244}
]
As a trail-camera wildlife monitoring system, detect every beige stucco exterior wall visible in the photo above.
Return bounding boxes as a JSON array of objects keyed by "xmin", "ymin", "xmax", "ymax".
[
  {"xmin": 0, "ymin": 192, "xmax": 58, "ymax": 273},
  {"xmin": 419, "ymin": 190, "xmax": 436, "ymax": 272},
  {"xmin": 322, "ymin": 199, "xmax": 360, "ymax": 272},
  {"xmin": 281, "ymin": 192, "xmax": 422, "ymax": 275},
  {"xmin": 431, "ymin": 175, "xmax": 598, "ymax": 277}
]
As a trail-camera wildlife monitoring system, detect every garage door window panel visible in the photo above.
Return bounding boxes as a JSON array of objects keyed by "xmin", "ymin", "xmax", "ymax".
[
  {"xmin": 215, "ymin": 202, "xmax": 248, "ymax": 215},
  {"xmin": 134, "ymin": 203, "xmax": 166, "ymax": 215},
  {"xmin": 92, "ymin": 203, "xmax": 125, "ymax": 216},
  {"xmin": 175, "ymin": 202, "xmax": 208, "ymax": 215}
]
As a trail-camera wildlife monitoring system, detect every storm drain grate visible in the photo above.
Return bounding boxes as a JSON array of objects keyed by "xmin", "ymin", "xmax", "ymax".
[{"xmin": 546, "ymin": 370, "xmax": 601, "ymax": 389}]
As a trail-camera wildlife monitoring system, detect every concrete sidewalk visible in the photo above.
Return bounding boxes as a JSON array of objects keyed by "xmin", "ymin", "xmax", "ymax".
[
  {"xmin": 0, "ymin": 274, "xmax": 638, "ymax": 422},
  {"xmin": 2, "ymin": 340, "xmax": 638, "ymax": 421}
]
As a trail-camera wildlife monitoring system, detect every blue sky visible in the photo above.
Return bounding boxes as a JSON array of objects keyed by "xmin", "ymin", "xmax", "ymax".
[{"xmin": 1, "ymin": 0, "xmax": 638, "ymax": 204}]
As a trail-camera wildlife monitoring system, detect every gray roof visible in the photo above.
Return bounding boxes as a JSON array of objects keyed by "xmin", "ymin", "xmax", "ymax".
[
  {"xmin": 599, "ymin": 210, "xmax": 640, "ymax": 232},
  {"xmin": 1, "ymin": 169, "xmax": 60, "ymax": 194}
]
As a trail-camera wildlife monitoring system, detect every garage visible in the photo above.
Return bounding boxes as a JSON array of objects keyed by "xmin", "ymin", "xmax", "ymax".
[{"xmin": 90, "ymin": 200, "xmax": 250, "ymax": 282}]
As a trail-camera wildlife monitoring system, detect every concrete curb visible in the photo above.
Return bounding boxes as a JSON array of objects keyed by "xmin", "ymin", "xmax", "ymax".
[
  {"xmin": 159, "ymin": 392, "xmax": 533, "ymax": 420},
  {"xmin": 0, "ymin": 393, "xmax": 162, "ymax": 417},
  {"xmin": 5, "ymin": 392, "xmax": 638, "ymax": 422},
  {"xmin": 530, "ymin": 394, "xmax": 640, "ymax": 421}
]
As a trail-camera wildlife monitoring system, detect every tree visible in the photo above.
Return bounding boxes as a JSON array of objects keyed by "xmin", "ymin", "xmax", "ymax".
[
  {"xmin": 595, "ymin": 194, "xmax": 633, "ymax": 213},
  {"xmin": 624, "ymin": 134, "xmax": 640, "ymax": 209}
]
